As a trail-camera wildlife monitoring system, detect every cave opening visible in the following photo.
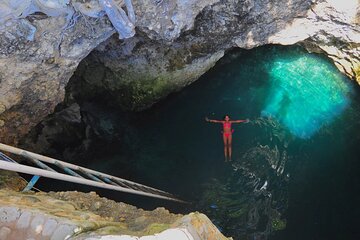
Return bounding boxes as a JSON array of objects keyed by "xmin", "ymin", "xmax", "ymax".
[{"xmin": 20, "ymin": 44, "xmax": 360, "ymax": 240}]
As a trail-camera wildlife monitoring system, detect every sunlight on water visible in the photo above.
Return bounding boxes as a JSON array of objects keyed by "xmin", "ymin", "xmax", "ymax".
[
  {"xmin": 47, "ymin": 45, "xmax": 360, "ymax": 239},
  {"xmin": 261, "ymin": 54, "xmax": 352, "ymax": 138}
]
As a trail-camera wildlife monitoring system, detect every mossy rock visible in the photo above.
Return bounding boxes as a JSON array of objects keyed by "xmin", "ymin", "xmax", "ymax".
[
  {"xmin": 355, "ymin": 66, "xmax": 360, "ymax": 83},
  {"xmin": 89, "ymin": 225, "xmax": 130, "ymax": 235},
  {"xmin": 113, "ymin": 75, "xmax": 174, "ymax": 110},
  {"xmin": 0, "ymin": 170, "xmax": 27, "ymax": 191},
  {"xmin": 271, "ymin": 217, "xmax": 286, "ymax": 231},
  {"xmin": 144, "ymin": 223, "xmax": 171, "ymax": 235}
]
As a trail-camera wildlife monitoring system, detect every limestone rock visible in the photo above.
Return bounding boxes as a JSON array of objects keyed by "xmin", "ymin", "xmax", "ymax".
[
  {"xmin": 71, "ymin": 35, "xmax": 224, "ymax": 110},
  {"xmin": 0, "ymin": 226, "xmax": 11, "ymax": 240},
  {"xmin": 1, "ymin": 0, "xmax": 360, "ymax": 143},
  {"xmin": 0, "ymin": 207, "xmax": 21, "ymax": 223},
  {"xmin": 0, "ymin": 190, "xmax": 230, "ymax": 240},
  {"xmin": 0, "ymin": 170, "xmax": 27, "ymax": 191},
  {"xmin": 265, "ymin": 0, "xmax": 360, "ymax": 82},
  {"xmin": 133, "ymin": 0, "xmax": 220, "ymax": 41},
  {"xmin": 0, "ymin": 12, "xmax": 114, "ymax": 145},
  {"xmin": 16, "ymin": 211, "xmax": 32, "ymax": 229},
  {"xmin": 74, "ymin": 0, "xmax": 359, "ymax": 112}
]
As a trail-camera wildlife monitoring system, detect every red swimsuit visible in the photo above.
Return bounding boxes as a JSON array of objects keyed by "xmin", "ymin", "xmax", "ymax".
[{"xmin": 223, "ymin": 122, "xmax": 233, "ymax": 138}]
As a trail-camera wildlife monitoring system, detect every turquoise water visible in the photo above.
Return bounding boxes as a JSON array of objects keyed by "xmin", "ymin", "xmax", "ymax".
[
  {"xmin": 34, "ymin": 45, "xmax": 360, "ymax": 239},
  {"xmin": 262, "ymin": 53, "xmax": 351, "ymax": 138}
]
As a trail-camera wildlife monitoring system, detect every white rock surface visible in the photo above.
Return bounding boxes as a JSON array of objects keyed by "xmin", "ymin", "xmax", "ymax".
[
  {"xmin": 0, "ymin": 207, "xmax": 78, "ymax": 240},
  {"xmin": 76, "ymin": 228, "xmax": 194, "ymax": 240}
]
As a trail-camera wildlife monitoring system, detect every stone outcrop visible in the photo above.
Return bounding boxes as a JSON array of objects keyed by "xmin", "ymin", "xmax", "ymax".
[
  {"xmin": 70, "ymin": 37, "xmax": 225, "ymax": 110},
  {"xmin": 0, "ymin": 0, "xmax": 359, "ymax": 143},
  {"xmin": 0, "ymin": 7, "xmax": 114, "ymax": 145},
  {"xmin": 266, "ymin": 0, "xmax": 360, "ymax": 82},
  {"xmin": 0, "ymin": 170, "xmax": 27, "ymax": 191},
  {"xmin": 72, "ymin": 0, "xmax": 360, "ymax": 111},
  {"xmin": 0, "ymin": 189, "xmax": 230, "ymax": 240}
]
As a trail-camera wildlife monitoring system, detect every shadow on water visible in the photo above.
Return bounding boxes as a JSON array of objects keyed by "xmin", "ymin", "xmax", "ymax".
[
  {"xmin": 23, "ymin": 45, "xmax": 360, "ymax": 240},
  {"xmin": 272, "ymin": 84, "xmax": 360, "ymax": 240}
]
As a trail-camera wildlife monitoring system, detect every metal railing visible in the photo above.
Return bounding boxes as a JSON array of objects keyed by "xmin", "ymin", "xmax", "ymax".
[{"xmin": 0, "ymin": 143, "xmax": 185, "ymax": 203}]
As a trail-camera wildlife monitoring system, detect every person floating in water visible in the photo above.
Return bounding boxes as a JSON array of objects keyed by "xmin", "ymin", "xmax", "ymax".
[{"xmin": 205, "ymin": 115, "xmax": 249, "ymax": 162}]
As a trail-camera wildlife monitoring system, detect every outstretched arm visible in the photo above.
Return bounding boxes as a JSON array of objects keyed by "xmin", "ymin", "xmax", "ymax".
[
  {"xmin": 205, "ymin": 117, "xmax": 223, "ymax": 123},
  {"xmin": 230, "ymin": 119, "xmax": 250, "ymax": 124}
]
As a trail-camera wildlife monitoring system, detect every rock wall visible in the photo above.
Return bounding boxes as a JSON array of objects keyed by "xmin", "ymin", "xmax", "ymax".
[
  {"xmin": 0, "ymin": 189, "xmax": 230, "ymax": 240},
  {"xmin": 0, "ymin": 206, "xmax": 80, "ymax": 240},
  {"xmin": 267, "ymin": 0, "xmax": 360, "ymax": 82},
  {"xmin": 0, "ymin": 0, "xmax": 359, "ymax": 143},
  {"xmin": 70, "ymin": 0, "xmax": 360, "ymax": 111},
  {"xmin": 0, "ymin": 10, "xmax": 114, "ymax": 145}
]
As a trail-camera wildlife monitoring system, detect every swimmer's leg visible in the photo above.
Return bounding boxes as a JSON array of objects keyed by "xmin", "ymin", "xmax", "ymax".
[
  {"xmin": 228, "ymin": 135, "xmax": 232, "ymax": 161},
  {"xmin": 223, "ymin": 134, "xmax": 228, "ymax": 161}
]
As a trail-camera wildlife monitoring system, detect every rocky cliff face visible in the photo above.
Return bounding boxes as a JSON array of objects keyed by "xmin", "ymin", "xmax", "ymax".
[
  {"xmin": 0, "ymin": 0, "xmax": 359, "ymax": 143},
  {"xmin": 0, "ymin": 13, "xmax": 114, "ymax": 145},
  {"xmin": 71, "ymin": 0, "xmax": 315, "ymax": 110},
  {"xmin": 55, "ymin": 0, "xmax": 360, "ymax": 112},
  {"xmin": 0, "ymin": 189, "xmax": 230, "ymax": 240}
]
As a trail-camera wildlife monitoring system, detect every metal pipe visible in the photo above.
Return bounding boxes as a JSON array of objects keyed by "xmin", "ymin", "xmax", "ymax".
[
  {"xmin": 77, "ymin": 168, "xmax": 104, "ymax": 182},
  {"xmin": 0, "ymin": 152, "xmax": 40, "ymax": 192},
  {"xmin": 0, "ymin": 160, "xmax": 185, "ymax": 203},
  {"xmin": 0, "ymin": 152, "xmax": 17, "ymax": 163},
  {"xmin": 0, "ymin": 143, "xmax": 169, "ymax": 195},
  {"xmin": 23, "ymin": 175, "xmax": 40, "ymax": 192},
  {"xmin": 23, "ymin": 153, "xmax": 56, "ymax": 172},
  {"xmin": 95, "ymin": 174, "xmax": 119, "ymax": 186},
  {"xmin": 53, "ymin": 161, "xmax": 84, "ymax": 178}
]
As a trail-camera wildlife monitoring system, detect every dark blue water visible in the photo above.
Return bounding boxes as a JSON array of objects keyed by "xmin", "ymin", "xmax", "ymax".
[{"xmin": 33, "ymin": 45, "xmax": 360, "ymax": 239}]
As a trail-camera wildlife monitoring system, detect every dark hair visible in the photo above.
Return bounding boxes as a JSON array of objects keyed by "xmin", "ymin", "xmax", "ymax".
[{"xmin": 223, "ymin": 115, "xmax": 230, "ymax": 120}]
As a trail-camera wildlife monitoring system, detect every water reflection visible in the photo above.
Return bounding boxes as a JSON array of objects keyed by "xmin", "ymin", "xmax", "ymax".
[
  {"xmin": 198, "ymin": 117, "xmax": 290, "ymax": 239},
  {"xmin": 262, "ymin": 55, "xmax": 351, "ymax": 138}
]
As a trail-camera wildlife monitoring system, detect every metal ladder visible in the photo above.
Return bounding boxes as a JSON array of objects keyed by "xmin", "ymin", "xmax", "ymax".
[{"xmin": 0, "ymin": 143, "xmax": 185, "ymax": 203}]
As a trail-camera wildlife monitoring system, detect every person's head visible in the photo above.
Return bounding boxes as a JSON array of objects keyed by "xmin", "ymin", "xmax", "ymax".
[{"xmin": 224, "ymin": 115, "xmax": 230, "ymax": 121}]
